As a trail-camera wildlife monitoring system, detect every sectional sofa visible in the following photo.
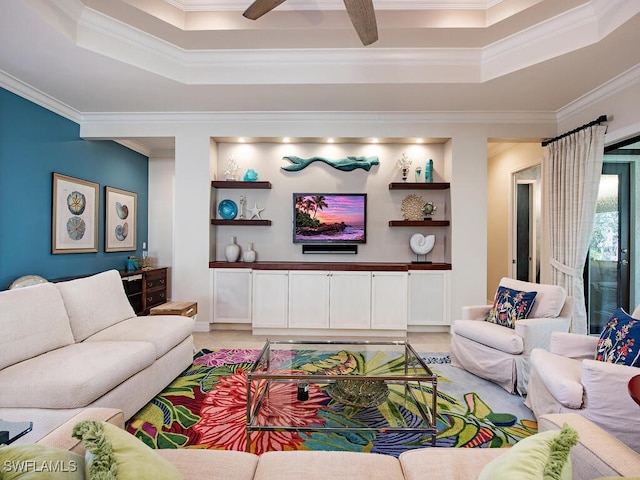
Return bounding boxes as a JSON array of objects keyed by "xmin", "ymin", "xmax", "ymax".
[
  {"xmin": 35, "ymin": 408, "xmax": 640, "ymax": 480},
  {"xmin": 0, "ymin": 269, "xmax": 194, "ymax": 442}
]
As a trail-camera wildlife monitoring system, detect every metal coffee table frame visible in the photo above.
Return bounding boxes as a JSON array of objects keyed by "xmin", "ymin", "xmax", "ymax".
[{"xmin": 246, "ymin": 339, "xmax": 437, "ymax": 453}]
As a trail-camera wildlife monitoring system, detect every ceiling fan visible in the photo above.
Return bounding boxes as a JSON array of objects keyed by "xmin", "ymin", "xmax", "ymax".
[{"xmin": 243, "ymin": 0, "xmax": 378, "ymax": 46}]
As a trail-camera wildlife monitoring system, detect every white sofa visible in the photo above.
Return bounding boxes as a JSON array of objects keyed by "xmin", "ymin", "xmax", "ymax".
[
  {"xmin": 525, "ymin": 306, "xmax": 640, "ymax": 453},
  {"xmin": 0, "ymin": 269, "xmax": 194, "ymax": 442},
  {"xmin": 35, "ymin": 408, "xmax": 640, "ymax": 480}
]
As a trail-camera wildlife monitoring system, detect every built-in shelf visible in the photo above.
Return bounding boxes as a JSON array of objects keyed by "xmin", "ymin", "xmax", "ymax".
[
  {"xmin": 389, "ymin": 182, "xmax": 450, "ymax": 190},
  {"xmin": 388, "ymin": 220, "xmax": 450, "ymax": 227},
  {"xmin": 211, "ymin": 219, "xmax": 272, "ymax": 226},
  {"xmin": 211, "ymin": 181, "xmax": 272, "ymax": 189}
]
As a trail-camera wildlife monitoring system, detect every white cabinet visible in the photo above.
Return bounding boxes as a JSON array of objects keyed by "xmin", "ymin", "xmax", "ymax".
[
  {"xmin": 212, "ymin": 268, "xmax": 252, "ymax": 323},
  {"xmin": 408, "ymin": 270, "xmax": 450, "ymax": 326},
  {"xmin": 252, "ymin": 270, "xmax": 289, "ymax": 328},
  {"xmin": 288, "ymin": 270, "xmax": 379, "ymax": 330},
  {"xmin": 329, "ymin": 271, "xmax": 371, "ymax": 329},
  {"xmin": 371, "ymin": 271, "xmax": 408, "ymax": 330},
  {"xmin": 288, "ymin": 271, "xmax": 330, "ymax": 328}
]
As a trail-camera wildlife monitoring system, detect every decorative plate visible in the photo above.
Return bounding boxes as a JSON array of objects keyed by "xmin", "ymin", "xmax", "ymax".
[
  {"xmin": 326, "ymin": 379, "xmax": 389, "ymax": 408},
  {"xmin": 218, "ymin": 199, "xmax": 238, "ymax": 220},
  {"xmin": 401, "ymin": 194, "xmax": 425, "ymax": 221}
]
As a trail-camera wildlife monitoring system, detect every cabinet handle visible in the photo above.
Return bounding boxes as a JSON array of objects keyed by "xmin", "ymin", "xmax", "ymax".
[
  {"xmin": 159, "ymin": 292, "xmax": 165, "ymax": 298},
  {"xmin": 159, "ymin": 279, "xmax": 165, "ymax": 285},
  {"xmin": 147, "ymin": 296, "xmax": 153, "ymax": 302},
  {"xmin": 147, "ymin": 282, "xmax": 153, "ymax": 288}
]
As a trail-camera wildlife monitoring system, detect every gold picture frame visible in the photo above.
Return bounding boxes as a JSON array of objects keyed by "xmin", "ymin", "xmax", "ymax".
[
  {"xmin": 105, "ymin": 186, "xmax": 137, "ymax": 252},
  {"xmin": 52, "ymin": 173, "xmax": 99, "ymax": 254}
]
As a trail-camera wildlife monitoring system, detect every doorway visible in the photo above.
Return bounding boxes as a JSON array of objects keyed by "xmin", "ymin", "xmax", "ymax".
[{"xmin": 513, "ymin": 165, "xmax": 541, "ymax": 283}]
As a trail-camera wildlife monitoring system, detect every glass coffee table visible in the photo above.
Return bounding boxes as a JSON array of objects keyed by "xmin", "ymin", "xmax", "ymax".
[
  {"xmin": 0, "ymin": 419, "xmax": 33, "ymax": 445},
  {"xmin": 246, "ymin": 340, "xmax": 437, "ymax": 453}
]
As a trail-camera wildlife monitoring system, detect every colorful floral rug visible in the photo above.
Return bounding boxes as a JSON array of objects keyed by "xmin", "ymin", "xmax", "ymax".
[{"xmin": 126, "ymin": 349, "xmax": 537, "ymax": 457}]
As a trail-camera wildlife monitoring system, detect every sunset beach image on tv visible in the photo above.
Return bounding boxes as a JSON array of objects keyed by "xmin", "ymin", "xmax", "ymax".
[{"xmin": 293, "ymin": 193, "xmax": 367, "ymax": 243}]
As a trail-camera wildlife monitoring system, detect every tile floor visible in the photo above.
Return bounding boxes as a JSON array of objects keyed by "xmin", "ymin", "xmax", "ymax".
[{"xmin": 193, "ymin": 329, "xmax": 451, "ymax": 353}]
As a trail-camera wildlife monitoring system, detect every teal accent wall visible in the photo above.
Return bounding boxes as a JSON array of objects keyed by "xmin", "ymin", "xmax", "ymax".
[{"xmin": 0, "ymin": 88, "xmax": 149, "ymax": 289}]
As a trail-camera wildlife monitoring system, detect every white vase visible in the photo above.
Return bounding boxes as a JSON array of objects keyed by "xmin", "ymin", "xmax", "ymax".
[
  {"xmin": 243, "ymin": 243, "xmax": 256, "ymax": 263},
  {"xmin": 225, "ymin": 236, "xmax": 241, "ymax": 262}
]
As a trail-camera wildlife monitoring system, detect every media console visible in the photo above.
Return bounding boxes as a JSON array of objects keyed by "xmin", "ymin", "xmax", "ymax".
[{"xmin": 209, "ymin": 261, "xmax": 451, "ymax": 336}]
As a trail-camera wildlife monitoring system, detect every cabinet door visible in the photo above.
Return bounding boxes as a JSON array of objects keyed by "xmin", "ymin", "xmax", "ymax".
[
  {"xmin": 408, "ymin": 271, "xmax": 450, "ymax": 326},
  {"xmin": 329, "ymin": 271, "xmax": 371, "ymax": 329},
  {"xmin": 288, "ymin": 271, "xmax": 330, "ymax": 328},
  {"xmin": 371, "ymin": 272, "xmax": 408, "ymax": 330},
  {"xmin": 212, "ymin": 268, "xmax": 252, "ymax": 323},
  {"xmin": 252, "ymin": 270, "xmax": 289, "ymax": 328}
]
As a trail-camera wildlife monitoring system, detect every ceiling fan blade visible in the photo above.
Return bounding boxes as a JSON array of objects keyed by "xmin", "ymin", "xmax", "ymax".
[
  {"xmin": 243, "ymin": 0, "xmax": 288, "ymax": 20},
  {"xmin": 343, "ymin": 0, "xmax": 378, "ymax": 46}
]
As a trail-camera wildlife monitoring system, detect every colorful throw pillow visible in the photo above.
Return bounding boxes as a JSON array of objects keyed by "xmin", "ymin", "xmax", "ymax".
[
  {"xmin": 478, "ymin": 423, "xmax": 578, "ymax": 480},
  {"xmin": 0, "ymin": 443, "xmax": 84, "ymax": 479},
  {"xmin": 72, "ymin": 420, "xmax": 183, "ymax": 480},
  {"xmin": 486, "ymin": 286, "xmax": 537, "ymax": 328},
  {"xmin": 595, "ymin": 308, "xmax": 640, "ymax": 367}
]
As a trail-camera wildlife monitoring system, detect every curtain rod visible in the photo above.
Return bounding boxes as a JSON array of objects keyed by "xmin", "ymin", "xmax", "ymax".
[{"xmin": 541, "ymin": 115, "xmax": 608, "ymax": 147}]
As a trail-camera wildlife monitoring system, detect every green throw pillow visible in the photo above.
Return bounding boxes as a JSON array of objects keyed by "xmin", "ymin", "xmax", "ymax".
[
  {"xmin": 0, "ymin": 443, "xmax": 84, "ymax": 479},
  {"xmin": 478, "ymin": 424, "xmax": 578, "ymax": 480},
  {"xmin": 72, "ymin": 420, "xmax": 183, "ymax": 480}
]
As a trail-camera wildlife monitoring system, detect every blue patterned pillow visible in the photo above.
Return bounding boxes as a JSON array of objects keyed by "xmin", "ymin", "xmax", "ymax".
[
  {"xmin": 595, "ymin": 308, "xmax": 640, "ymax": 367},
  {"xmin": 486, "ymin": 286, "xmax": 537, "ymax": 329}
]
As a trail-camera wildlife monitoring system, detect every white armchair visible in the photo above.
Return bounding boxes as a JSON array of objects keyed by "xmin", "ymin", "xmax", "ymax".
[
  {"xmin": 450, "ymin": 277, "xmax": 573, "ymax": 395},
  {"xmin": 525, "ymin": 305, "xmax": 640, "ymax": 453}
]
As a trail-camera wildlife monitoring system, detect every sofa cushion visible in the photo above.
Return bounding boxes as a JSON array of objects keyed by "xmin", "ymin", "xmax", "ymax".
[
  {"xmin": 453, "ymin": 319, "xmax": 524, "ymax": 354},
  {"xmin": 72, "ymin": 420, "xmax": 182, "ymax": 480},
  {"xmin": 486, "ymin": 285, "xmax": 537, "ymax": 328},
  {"xmin": 254, "ymin": 451, "xmax": 405, "ymax": 480},
  {"xmin": 156, "ymin": 450, "xmax": 259, "ymax": 480},
  {"xmin": 0, "ymin": 443, "xmax": 84, "ymax": 479},
  {"xmin": 530, "ymin": 348, "xmax": 584, "ymax": 409},
  {"xmin": 400, "ymin": 447, "xmax": 505, "ymax": 480},
  {"xmin": 84, "ymin": 315, "xmax": 194, "ymax": 359},
  {"xmin": 477, "ymin": 423, "xmax": 578, "ymax": 480},
  {"xmin": 499, "ymin": 277, "xmax": 567, "ymax": 318},
  {"xmin": 0, "ymin": 282, "xmax": 75, "ymax": 370},
  {"xmin": 56, "ymin": 270, "xmax": 135, "ymax": 342},
  {"xmin": 596, "ymin": 308, "xmax": 640, "ymax": 367},
  {"xmin": 0, "ymin": 342, "xmax": 155, "ymax": 409}
]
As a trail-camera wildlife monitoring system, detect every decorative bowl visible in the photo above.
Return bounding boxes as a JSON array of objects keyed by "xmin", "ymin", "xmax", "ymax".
[
  {"xmin": 326, "ymin": 379, "xmax": 389, "ymax": 408},
  {"xmin": 218, "ymin": 199, "xmax": 238, "ymax": 220}
]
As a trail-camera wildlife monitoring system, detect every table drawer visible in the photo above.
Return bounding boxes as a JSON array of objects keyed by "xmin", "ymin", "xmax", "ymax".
[{"xmin": 146, "ymin": 289, "xmax": 166, "ymax": 308}]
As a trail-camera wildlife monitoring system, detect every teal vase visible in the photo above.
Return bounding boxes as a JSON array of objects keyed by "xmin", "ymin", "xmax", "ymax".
[{"xmin": 425, "ymin": 159, "xmax": 433, "ymax": 183}]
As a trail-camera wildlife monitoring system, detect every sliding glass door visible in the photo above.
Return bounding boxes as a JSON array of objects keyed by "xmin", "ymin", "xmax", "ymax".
[{"xmin": 585, "ymin": 148, "xmax": 633, "ymax": 334}]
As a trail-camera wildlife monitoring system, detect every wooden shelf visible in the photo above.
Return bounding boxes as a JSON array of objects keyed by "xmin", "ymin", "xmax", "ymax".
[
  {"xmin": 211, "ymin": 219, "xmax": 272, "ymax": 226},
  {"xmin": 211, "ymin": 181, "xmax": 272, "ymax": 189},
  {"xmin": 388, "ymin": 220, "xmax": 450, "ymax": 227},
  {"xmin": 389, "ymin": 182, "xmax": 450, "ymax": 190}
]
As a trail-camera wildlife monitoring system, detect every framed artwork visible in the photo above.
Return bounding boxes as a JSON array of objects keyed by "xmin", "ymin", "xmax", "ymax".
[
  {"xmin": 105, "ymin": 186, "xmax": 137, "ymax": 252},
  {"xmin": 52, "ymin": 173, "xmax": 99, "ymax": 254}
]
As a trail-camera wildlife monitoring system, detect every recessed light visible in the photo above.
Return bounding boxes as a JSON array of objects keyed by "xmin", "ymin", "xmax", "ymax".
[
  {"xmin": 371, "ymin": 138, "xmax": 379, "ymax": 143},
  {"xmin": 416, "ymin": 138, "xmax": 424, "ymax": 144},
  {"xmin": 282, "ymin": 137, "xmax": 291, "ymax": 143},
  {"xmin": 238, "ymin": 137, "xmax": 246, "ymax": 143},
  {"xmin": 327, "ymin": 138, "xmax": 335, "ymax": 143}
]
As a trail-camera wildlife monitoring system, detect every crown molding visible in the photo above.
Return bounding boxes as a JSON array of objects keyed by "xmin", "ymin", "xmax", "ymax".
[
  {"xmin": 37, "ymin": 0, "xmax": 638, "ymax": 86},
  {"xmin": 557, "ymin": 63, "xmax": 640, "ymax": 123},
  {"xmin": 0, "ymin": 70, "xmax": 82, "ymax": 123}
]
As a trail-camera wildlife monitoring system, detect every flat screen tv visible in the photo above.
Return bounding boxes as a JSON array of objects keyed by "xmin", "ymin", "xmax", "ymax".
[{"xmin": 293, "ymin": 193, "xmax": 367, "ymax": 244}]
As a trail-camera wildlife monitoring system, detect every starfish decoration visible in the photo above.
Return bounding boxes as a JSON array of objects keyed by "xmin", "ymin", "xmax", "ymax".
[{"xmin": 247, "ymin": 202, "xmax": 264, "ymax": 220}]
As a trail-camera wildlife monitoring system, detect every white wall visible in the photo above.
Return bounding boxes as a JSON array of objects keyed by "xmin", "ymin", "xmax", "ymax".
[
  {"xmin": 212, "ymin": 142, "xmax": 449, "ymax": 264},
  {"xmin": 78, "ymin": 113, "xmax": 580, "ymax": 329}
]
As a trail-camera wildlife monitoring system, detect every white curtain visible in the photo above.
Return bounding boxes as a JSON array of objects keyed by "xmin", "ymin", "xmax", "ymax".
[{"xmin": 541, "ymin": 124, "xmax": 607, "ymax": 334}]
